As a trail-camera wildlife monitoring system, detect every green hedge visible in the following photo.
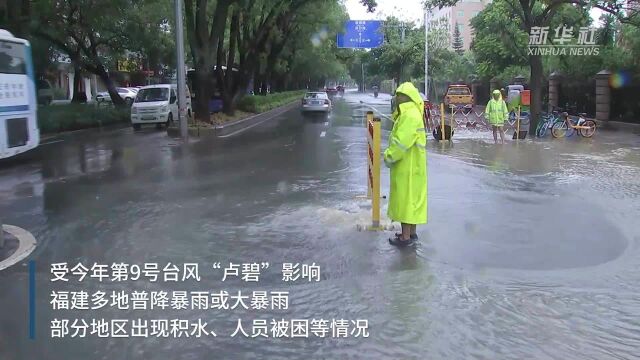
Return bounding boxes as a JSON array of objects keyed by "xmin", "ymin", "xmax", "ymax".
[
  {"xmin": 237, "ymin": 90, "xmax": 306, "ymax": 113},
  {"xmin": 37, "ymin": 104, "xmax": 130, "ymax": 134}
]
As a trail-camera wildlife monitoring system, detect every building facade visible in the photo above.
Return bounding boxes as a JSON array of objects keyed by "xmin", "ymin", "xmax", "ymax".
[{"xmin": 430, "ymin": 0, "xmax": 491, "ymax": 51}]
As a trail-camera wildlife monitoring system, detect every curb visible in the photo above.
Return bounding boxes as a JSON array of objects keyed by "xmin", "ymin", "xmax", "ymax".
[
  {"xmin": 593, "ymin": 119, "xmax": 640, "ymax": 134},
  {"xmin": 166, "ymin": 101, "xmax": 299, "ymax": 138},
  {"xmin": 41, "ymin": 123, "xmax": 130, "ymax": 142},
  {"xmin": 214, "ymin": 101, "xmax": 299, "ymax": 137}
]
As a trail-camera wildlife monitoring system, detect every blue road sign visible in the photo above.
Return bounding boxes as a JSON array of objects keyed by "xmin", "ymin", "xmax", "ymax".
[{"xmin": 337, "ymin": 20, "xmax": 384, "ymax": 49}]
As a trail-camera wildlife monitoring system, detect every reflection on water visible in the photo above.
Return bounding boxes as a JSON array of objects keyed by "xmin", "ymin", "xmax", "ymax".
[{"xmin": 0, "ymin": 96, "xmax": 639, "ymax": 359}]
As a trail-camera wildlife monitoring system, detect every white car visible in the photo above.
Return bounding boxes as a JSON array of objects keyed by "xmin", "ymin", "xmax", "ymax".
[
  {"xmin": 301, "ymin": 91, "xmax": 331, "ymax": 114},
  {"xmin": 130, "ymin": 84, "xmax": 192, "ymax": 130},
  {"xmin": 95, "ymin": 87, "xmax": 137, "ymax": 104}
]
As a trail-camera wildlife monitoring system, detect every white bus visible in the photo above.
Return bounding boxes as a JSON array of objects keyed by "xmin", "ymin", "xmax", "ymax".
[{"xmin": 0, "ymin": 29, "xmax": 39, "ymax": 159}]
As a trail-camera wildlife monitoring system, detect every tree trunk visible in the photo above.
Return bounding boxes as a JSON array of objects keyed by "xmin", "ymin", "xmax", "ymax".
[
  {"xmin": 95, "ymin": 66, "xmax": 125, "ymax": 106},
  {"xmin": 71, "ymin": 62, "xmax": 85, "ymax": 103},
  {"xmin": 194, "ymin": 66, "xmax": 212, "ymax": 122},
  {"xmin": 529, "ymin": 53, "xmax": 543, "ymax": 132},
  {"xmin": 184, "ymin": 0, "xmax": 231, "ymax": 122},
  {"xmin": 253, "ymin": 68, "xmax": 260, "ymax": 95}
]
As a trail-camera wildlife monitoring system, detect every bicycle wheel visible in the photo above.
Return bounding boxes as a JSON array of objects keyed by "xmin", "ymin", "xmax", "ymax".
[
  {"xmin": 551, "ymin": 121, "xmax": 568, "ymax": 138},
  {"xmin": 565, "ymin": 123, "xmax": 576, "ymax": 137},
  {"xmin": 539, "ymin": 122, "xmax": 549, "ymax": 137},
  {"xmin": 536, "ymin": 121, "xmax": 544, "ymax": 137},
  {"xmin": 579, "ymin": 120, "xmax": 597, "ymax": 137}
]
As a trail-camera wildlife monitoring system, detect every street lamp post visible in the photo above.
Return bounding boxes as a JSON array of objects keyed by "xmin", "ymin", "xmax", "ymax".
[
  {"xmin": 175, "ymin": 0, "xmax": 188, "ymax": 140},
  {"xmin": 361, "ymin": 61, "xmax": 365, "ymax": 93},
  {"xmin": 424, "ymin": 8, "xmax": 431, "ymax": 99},
  {"xmin": 0, "ymin": 218, "xmax": 4, "ymax": 249}
]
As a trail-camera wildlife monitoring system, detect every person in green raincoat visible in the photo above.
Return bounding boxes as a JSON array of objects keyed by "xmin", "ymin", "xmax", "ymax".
[
  {"xmin": 485, "ymin": 89, "xmax": 508, "ymax": 144},
  {"xmin": 384, "ymin": 82, "xmax": 428, "ymax": 246}
]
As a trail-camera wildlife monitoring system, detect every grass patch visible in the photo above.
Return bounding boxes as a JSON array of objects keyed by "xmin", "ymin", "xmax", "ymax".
[
  {"xmin": 237, "ymin": 90, "xmax": 305, "ymax": 113},
  {"xmin": 38, "ymin": 103, "xmax": 130, "ymax": 134},
  {"xmin": 210, "ymin": 111, "xmax": 253, "ymax": 125}
]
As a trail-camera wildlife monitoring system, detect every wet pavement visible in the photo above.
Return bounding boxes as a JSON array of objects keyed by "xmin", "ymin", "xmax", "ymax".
[{"xmin": 1, "ymin": 90, "xmax": 640, "ymax": 359}]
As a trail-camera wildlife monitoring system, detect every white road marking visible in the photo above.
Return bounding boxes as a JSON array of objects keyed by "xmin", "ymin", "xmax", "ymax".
[
  {"xmin": 324, "ymin": 122, "xmax": 329, "ymax": 126},
  {"xmin": 217, "ymin": 105, "xmax": 293, "ymax": 138},
  {"xmin": 320, "ymin": 131, "xmax": 326, "ymax": 137},
  {"xmin": 0, "ymin": 224, "xmax": 37, "ymax": 271},
  {"xmin": 366, "ymin": 105, "xmax": 392, "ymax": 121}
]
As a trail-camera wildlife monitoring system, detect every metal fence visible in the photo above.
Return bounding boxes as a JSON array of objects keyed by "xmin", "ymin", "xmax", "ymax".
[
  {"xmin": 611, "ymin": 84, "xmax": 640, "ymax": 123},
  {"xmin": 558, "ymin": 78, "xmax": 596, "ymax": 117}
]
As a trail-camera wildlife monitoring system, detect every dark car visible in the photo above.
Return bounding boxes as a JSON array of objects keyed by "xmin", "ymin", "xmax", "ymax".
[
  {"xmin": 324, "ymin": 81, "xmax": 338, "ymax": 95},
  {"xmin": 36, "ymin": 79, "xmax": 53, "ymax": 105}
]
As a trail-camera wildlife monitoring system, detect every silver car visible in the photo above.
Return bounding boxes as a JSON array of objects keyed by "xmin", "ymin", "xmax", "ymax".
[
  {"xmin": 301, "ymin": 92, "xmax": 331, "ymax": 113},
  {"xmin": 95, "ymin": 87, "xmax": 137, "ymax": 105}
]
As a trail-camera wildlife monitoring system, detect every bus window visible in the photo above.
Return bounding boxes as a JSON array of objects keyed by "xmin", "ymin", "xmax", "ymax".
[{"xmin": 0, "ymin": 41, "xmax": 27, "ymax": 75}]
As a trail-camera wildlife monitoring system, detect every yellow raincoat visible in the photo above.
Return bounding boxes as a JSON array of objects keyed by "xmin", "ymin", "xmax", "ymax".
[
  {"xmin": 485, "ymin": 90, "xmax": 509, "ymax": 126},
  {"xmin": 383, "ymin": 82, "xmax": 427, "ymax": 225}
]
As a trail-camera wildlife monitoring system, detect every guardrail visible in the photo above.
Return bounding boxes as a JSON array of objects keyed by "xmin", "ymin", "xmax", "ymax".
[{"xmin": 425, "ymin": 104, "xmax": 529, "ymax": 140}]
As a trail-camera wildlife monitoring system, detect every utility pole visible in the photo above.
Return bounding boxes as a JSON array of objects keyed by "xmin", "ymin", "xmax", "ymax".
[
  {"xmin": 424, "ymin": 8, "xmax": 431, "ymax": 99},
  {"xmin": 0, "ymin": 218, "xmax": 4, "ymax": 249},
  {"xmin": 361, "ymin": 61, "xmax": 366, "ymax": 92},
  {"xmin": 175, "ymin": 0, "xmax": 188, "ymax": 140}
]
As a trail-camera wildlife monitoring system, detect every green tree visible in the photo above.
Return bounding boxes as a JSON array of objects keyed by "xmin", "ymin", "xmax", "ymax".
[
  {"xmin": 31, "ymin": 0, "xmax": 168, "ymax": 106},
  {"xmin": 428, "ymin": 0, "xmax": 636, "ymax": 130},
  {"xmin": 452, "ymin": 22, "xmax": 464, "ymax": 54}
]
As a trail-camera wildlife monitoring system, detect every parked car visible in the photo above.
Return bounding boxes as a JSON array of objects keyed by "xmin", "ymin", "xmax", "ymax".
[
  {"xmin": 443, "ymin": 84, "xmax": 473, "ymax": 111},
  {"xmin": 301, "ymin": 91, "xmax": 331, "ymax": 114},
  {"xmin": 130, "ymin": 84, "xmax": 192, "ymax": 130},
  {"xmin": 36, "ymin": 79, "xmax": 53, "ymax": 105},
  {"xmin": 95, "ymin": 87, "xmax": 138, "ymax": 104}
]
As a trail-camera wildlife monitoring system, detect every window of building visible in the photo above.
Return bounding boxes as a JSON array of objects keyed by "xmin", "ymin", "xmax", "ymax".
[{"xmin": 457, "ymin": 10, "xmax": 464, "ymax": 17}]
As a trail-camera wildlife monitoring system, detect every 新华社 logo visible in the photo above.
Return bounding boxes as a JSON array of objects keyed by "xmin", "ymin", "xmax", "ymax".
[{"xmin": 528, "ymin": 26, "xmax": 600, "ymax": 56}]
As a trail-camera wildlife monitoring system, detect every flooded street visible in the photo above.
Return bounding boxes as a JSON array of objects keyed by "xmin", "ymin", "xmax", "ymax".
[{"xmin": 1, "ymin": 91, "xmax": 639, "ymax": 359}]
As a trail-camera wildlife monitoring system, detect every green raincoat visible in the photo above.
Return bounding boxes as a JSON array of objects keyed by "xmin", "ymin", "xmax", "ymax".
[
  {"xmin": 485, "ymin": 90, "xmax": 509, "ymax": 126},
  {"xmin": 383, "ymin": 82, "xmax": 428, "ymax": 225}
]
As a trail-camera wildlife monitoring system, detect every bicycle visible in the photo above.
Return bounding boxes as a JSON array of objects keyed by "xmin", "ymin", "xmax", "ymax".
[
  {"xmin": 536, "ymin": 111, "xmax": 561, "ymax": 137},
  {"xmin": 551, "ymin": 112, "xmax": 597, "ymax": 138}
]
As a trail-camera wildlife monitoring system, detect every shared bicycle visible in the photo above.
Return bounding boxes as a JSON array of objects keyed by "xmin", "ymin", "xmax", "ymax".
[
  {"xmin": 551, "ymin": 112, "xmax": 597, "ymax": 138},
  {"xmin": 535, "ymin": 112, "xmax": 560, "ymax": 137}
]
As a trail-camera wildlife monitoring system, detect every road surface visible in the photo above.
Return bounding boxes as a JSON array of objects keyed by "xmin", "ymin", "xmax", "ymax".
[{"xmin": 1, "ymin": 90, "xmax": 639, "ymax": 359}]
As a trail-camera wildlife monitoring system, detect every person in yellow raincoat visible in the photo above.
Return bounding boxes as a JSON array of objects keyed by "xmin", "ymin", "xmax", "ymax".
[
  {"xmin": 384, "ymin": 82, "xmax": 427, "ymax": 246},
  {"xmin": 485, "ymin": 89, "xmax": 508, "ymax": 144}
]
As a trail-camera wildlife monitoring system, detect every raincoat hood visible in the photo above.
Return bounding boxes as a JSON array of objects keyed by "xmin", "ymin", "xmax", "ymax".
[
  {"xmin": 492, "ymin": 89, "xmax": 501, "ymax": 100},
  {"xmin": 396, "ymin": 82, "xmax": 424, "ymax": 108},
  {"xmin": 393, "ymin": 82, "xmax": 424, "ymax": 121}
]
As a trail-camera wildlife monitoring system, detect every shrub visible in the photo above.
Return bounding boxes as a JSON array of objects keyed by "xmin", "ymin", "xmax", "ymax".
[
  {"xmin": 237, "ymin": 90, "xmax": 306, "ymax": 113},
  {"xmin": 37, "ymin": 103, "xmax": 130, "ymax": 134}
]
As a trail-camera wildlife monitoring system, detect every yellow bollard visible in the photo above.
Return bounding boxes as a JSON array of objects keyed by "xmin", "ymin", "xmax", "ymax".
[
  {"xmin": 371, "ymin": 117, "xmax": 381, "ymax": 229},
  {"xmin": 516, "ymin": 106, "xmax": 521, "ymax": 140},
  {"xmin": 440, "ymin": 103, "xmax": 445, "ymax": 141}
]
